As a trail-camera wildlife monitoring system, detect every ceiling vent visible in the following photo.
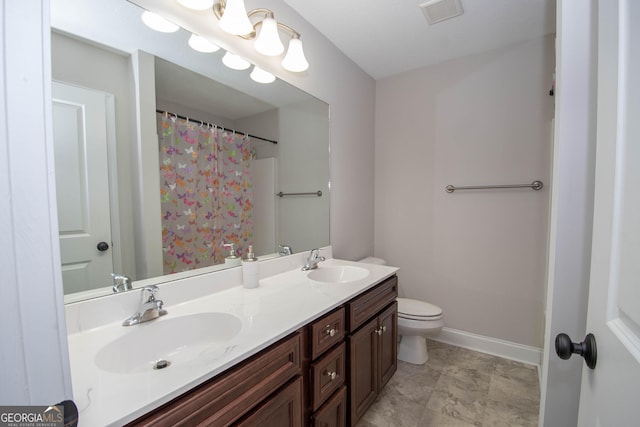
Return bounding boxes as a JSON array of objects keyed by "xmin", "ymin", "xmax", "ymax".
[{"xmin": 420, "ymin": 0, "xmax": 464, "ymax": 25}]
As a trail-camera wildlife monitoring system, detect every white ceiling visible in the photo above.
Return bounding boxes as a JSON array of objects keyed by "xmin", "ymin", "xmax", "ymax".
[{"xmin": 282, "ymin": 0, "xmax": 556, "ymax": 80}]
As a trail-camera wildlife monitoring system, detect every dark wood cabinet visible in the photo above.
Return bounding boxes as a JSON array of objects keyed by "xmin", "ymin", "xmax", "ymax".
[
  {"xmin": 346, "ymin": 276, "xmax": 398, "ymax": 425},
  {"xmin": 127, "ymin": 275, "xmax": 398, "ymax": 427},
  {"xmin": 312, "ymin": 386, "xmax": 347, "ymax": 427},
  {"xmin": 236, "ymin": 377, "xmax": 303, "ymax": 427},
  {"xmin": 127, "ymin": 332, "xmax": 301, "ymax": 427},
  {"xmin": 306, "ymin": 308, "xmax": 347, "ymax": 425},
  {"xmin": 378, "ymin": 303, "xmax": 398, "ymax": 389},
  {"xmin": 347, "ymin": 316, "xmax": 379, "ymax": 422}
]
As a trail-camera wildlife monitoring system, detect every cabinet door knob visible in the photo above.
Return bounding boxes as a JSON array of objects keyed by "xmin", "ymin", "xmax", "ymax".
[
  {"xmin": 326, "ymin": 371, "xmax": 337, "ymax": 380},
  {"xmin": 325, "ymin": 325, "xmax": 337, "ymax": 337}
]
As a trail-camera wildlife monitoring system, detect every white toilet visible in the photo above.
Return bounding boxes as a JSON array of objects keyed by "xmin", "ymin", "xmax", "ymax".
[{"xmin": 359, "ymin": 257, "xmax": 444, "ymax": 365}]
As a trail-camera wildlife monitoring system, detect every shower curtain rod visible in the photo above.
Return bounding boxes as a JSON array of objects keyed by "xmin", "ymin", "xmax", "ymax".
[{"xmin": 156, "ymin": 109, "xmax": 278, "ymax": 144}]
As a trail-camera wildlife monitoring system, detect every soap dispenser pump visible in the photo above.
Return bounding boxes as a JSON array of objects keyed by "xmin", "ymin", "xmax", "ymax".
[
  {"xmin": 222, "ymin": 243, "xmax": 241, "ymax": 267},
  {"xmin": 242, "ymin": 245, "xmax": 259, "ymax": 289}
]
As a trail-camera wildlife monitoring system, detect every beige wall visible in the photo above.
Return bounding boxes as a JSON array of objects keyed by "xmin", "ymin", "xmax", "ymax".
[{"xmin": 374, "ymin": 35, "xmax": 555, "ymax": 348}]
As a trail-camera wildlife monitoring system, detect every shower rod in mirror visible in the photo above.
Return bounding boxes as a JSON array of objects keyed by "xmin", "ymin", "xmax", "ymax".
[
  {"xmin": 445, "ymin": 180, "xmax": 544, "ymax": 193},
  {"xmin": 156, "ymin": 109, "xmax": 278, "ymax": 144}
]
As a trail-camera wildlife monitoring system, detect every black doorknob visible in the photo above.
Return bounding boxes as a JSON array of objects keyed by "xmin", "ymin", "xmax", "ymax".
[
  {"xmin": 97, "ymin": 241, "xmax": 109, "ymax": 252},
  {"xmin": 555, "ymin": 332, "xmax": 597, "ymax": 369}
]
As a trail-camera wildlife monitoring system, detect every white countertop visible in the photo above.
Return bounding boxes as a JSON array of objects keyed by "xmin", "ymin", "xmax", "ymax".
[{"xmin": 66, "ymin": 255, "xmax": 398, "ymax": 426}]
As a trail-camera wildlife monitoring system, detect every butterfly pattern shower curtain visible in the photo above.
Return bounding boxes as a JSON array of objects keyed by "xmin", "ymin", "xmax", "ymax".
[{"xmin": 158, "ymin": 114, "xmax": 253, "ymax": 274}]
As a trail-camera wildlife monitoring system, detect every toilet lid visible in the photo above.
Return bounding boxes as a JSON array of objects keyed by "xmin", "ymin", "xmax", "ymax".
[{"xmin": 397, "ymin": 298, "xmax": 442, "ymax": 319}]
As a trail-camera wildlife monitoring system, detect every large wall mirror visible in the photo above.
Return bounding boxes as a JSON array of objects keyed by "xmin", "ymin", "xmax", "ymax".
[{"xmin": 52, "ymin": 0, "xmax": 330, "ymax": 303}]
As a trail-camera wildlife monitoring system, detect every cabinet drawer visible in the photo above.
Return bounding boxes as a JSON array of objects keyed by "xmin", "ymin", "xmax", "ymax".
[
  {"xmin": 347, "ymin": 276, "xmax": 398, "ymax": 332},
  {"xmin": 234, "ymin": 376, "xmax": 303, "ymax": 427},
  {"xmin": 310, "ymin": 307, "xmax": 345, "ymax": 360},
  {"xmin": 310, "ymin": 342, "xmax": 346, "ymax": 411},
  {"xmin": 312, "ymin": 386, "xmax": 346, "ymax": 427},
  {"xmin": 128, "ymin": 332, "xmax": 301, "ymax": 427}
]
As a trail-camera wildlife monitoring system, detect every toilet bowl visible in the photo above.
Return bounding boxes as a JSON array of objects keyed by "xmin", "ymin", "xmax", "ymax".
[
  {"xmin": 358, "ymin": 256, "xmax": 444, "ymax": 365},
  {"xmin": 397, "ymin": 298, "xmax": 443, "ymax": 364}
]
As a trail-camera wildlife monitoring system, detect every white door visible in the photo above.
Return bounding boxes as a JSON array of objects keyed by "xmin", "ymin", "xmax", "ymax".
[
  {"xmin": 576, "ymin": 1, "xmax": 640, "ymax": 424},
  {"xmin": 52, "ymin": 82, "xmax": 114, "ymax": 294}
]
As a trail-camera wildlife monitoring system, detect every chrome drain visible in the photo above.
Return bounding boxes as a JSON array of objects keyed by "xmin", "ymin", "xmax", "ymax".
[{"xmin": 153, "ymin": 359, "xmax": 171, "ymax": 370}]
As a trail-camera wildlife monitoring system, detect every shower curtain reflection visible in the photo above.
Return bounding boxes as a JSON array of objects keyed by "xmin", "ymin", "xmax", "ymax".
[{"xmin": 158, "ymin": 114, "xmax": 253, "ymax": 274}]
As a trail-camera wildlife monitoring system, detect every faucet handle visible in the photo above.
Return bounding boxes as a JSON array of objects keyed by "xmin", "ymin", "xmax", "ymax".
[
  {"xmin": 141, "ymin": 285, "xmax": 159, "ymax": 302},
  {"xmin": 278, "ymin": 244, "xmax": 293, "ymax": 256},
  {"xmin": 111, "ymin": 273, "xmax": 132, "ymax": 293},
  {"xmin": 309, "ymin": 248, "xmax": 325, "ymax": 261}
]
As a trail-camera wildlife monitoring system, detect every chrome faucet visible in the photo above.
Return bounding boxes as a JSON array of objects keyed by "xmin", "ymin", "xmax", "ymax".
[
  {"xmin": 111, "ymin": 273, "xmax": 132, "ymax": 293},
  {"xmin": 278, "ymin": 244, "xmax": 293, "ymax": 256},
  {"xmin": 301, "ymin": 249, "xmax": 325, "ymax": 271},
  {"xmin": 122, "ymin": 285, "xmax": 167, "ymax": 326}
]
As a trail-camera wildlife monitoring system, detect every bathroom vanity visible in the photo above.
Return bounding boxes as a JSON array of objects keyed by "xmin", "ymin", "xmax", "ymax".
[{"xmin": 65, "ymin": 249, "xmax": 398, "ymax": 426}]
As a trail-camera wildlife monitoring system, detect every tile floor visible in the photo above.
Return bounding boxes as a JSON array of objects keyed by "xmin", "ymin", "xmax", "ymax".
[{"xmin": 357, "ymin": 339, "xmax": 540, "ymax": 426}]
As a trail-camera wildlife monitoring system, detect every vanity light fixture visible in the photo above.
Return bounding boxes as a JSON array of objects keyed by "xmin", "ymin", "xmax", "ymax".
[
  {"xmin": 250, "ymin": 66, "xmax": 275, "ymax": 84},
  {"xmin": 188, "ymin": 34, "xmax": 220, "ymax": 53},
  {"xmin": 141, "ymin": 11, "xmax": 180, "ymax": 33},
  {"xmin": 222, "ymin": 51, "xmax": 251, "ymax": 70},
  {"xmin": 212, "ymin": 0, "xmax": 309, "ymax": 72}
]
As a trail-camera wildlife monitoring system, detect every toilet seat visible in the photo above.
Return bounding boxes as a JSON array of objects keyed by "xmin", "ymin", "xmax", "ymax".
[{"xmin": 397, "ymin": 298, "xmax": 442, "ymax": 321}]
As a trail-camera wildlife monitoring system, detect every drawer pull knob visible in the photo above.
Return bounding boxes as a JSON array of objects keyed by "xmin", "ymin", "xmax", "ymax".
[
  {"xmin": 326, "ymin": 371, "xmax": 337, "ymax": 380},
  {"xmin": 376, "ymin": 326, "xmax": 387, "ymax": 335},
  {"xmin": 325, "ymin": 325, "xmax": 337, "ymax": 337}
]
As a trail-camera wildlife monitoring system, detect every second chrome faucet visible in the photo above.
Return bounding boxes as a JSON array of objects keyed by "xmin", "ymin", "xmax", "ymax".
[
  {"xmin": 301, "ymin": 249, "xmax": 325, "ymax": 271},
  {"xmin": 122, "ymin": 285, "xmax": 167, "ymax": 326}
]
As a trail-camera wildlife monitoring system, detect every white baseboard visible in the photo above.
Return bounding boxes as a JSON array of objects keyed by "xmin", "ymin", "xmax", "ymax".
[{"xmin": 431, "ymin": 327, "xmax": 542, "ymax": 367}]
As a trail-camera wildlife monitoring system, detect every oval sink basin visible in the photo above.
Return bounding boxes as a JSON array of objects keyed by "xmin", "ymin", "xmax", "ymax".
[
  {"xmin": 95, "ymin": 312, "xmax": 242, "ymax": 374},
  {"xmin": 307, "ymin": 266, "xmax": 369, "ymax": 284}
]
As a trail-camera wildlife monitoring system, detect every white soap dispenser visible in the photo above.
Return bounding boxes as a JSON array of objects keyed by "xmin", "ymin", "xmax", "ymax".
[
  {"xmin": 222, "ymin": 243, "xmax": 241, "ymax": 267},
  {"xmin": 242, "ymin": 245, "xmax": 259, "ymax": 289}
]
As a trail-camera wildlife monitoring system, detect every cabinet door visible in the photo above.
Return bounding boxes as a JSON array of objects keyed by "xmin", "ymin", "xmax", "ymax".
[
  {"xmin": 377, "ymin": 302, "xmax": 397, "ymax": 390},
  {"xmin": 235, "ymin": 376, "xmax": 303, "ymax": 427},
  {"xmin": 348, "ymin": 317, "xmax": 378, "ymax": 425},
  {"xmin": 312, "ymin": 386, "xmax": 346, "ymax": 427}
]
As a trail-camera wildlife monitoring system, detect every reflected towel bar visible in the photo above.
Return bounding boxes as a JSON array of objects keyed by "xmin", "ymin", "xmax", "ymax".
[
  {"xmin": 277, "ymin": 191, "xmax": 323, "ymax": 197},
  {"xmin": 445, "ymin": 180, "xmax": 544, "ymax": 193}
]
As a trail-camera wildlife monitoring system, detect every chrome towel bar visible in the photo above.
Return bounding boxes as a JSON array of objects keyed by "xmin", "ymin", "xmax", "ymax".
[
  {"xmin": 445, "ymin": 180, "xmax": 544, "ymax": 193},
  {"xmin": 277, "ymin": 190, "xmax": 323, "ymax": 197}
]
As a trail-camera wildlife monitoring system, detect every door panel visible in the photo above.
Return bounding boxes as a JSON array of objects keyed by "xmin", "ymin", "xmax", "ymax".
[
  {"xmin": 377, "ymin": 302, "xmax": 397, "ymax": 389},
  {"xmin": 348, "ymin": 318, "xmax": 378, "ymax": 424},
  {"xmin": 578, "ymin": 1, "xmax": 640, "ymax": 424},
  {"xmin": 52, "ymin": 82, "xmax": 114, "ymax": 294}
]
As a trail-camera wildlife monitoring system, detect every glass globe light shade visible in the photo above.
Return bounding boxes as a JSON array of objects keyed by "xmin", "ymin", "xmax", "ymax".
[
  {"xmin": 188, "ymin": 34, "xmax": 220, "ymax": 53},
  {"xmin": 282, "ymin": 36, "xmax": 309, "ymax": 72},
  {"xmin": 222, "ymin": 52, "xmax": 251, "ymax": 70},
  {"xmin": 219, "ymin": 0, "xmax": 253, "ymax": 36},
  {"xmin": 141, "ymin": 11, "xmax": 179, "ymax": 33},
  {"xmin": 250, "ymin": 66, "xmax": 276, "ymax": 84},
  {"xmin": 176, "ymin": 0, "xmax": 214, "ymax": 11},
  {"xmin": 254, "ymin": 15, "xmax": 284, "ymax": 56}
]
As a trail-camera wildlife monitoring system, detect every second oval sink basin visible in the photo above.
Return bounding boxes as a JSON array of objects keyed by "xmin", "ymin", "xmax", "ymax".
[
  {"xmin": 307, "ymin": 266, "xmax": 369, "ymax": 284},
  {"xmin": 95, "ymin": 312, "xmax": 242, "ymax": 374}
]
